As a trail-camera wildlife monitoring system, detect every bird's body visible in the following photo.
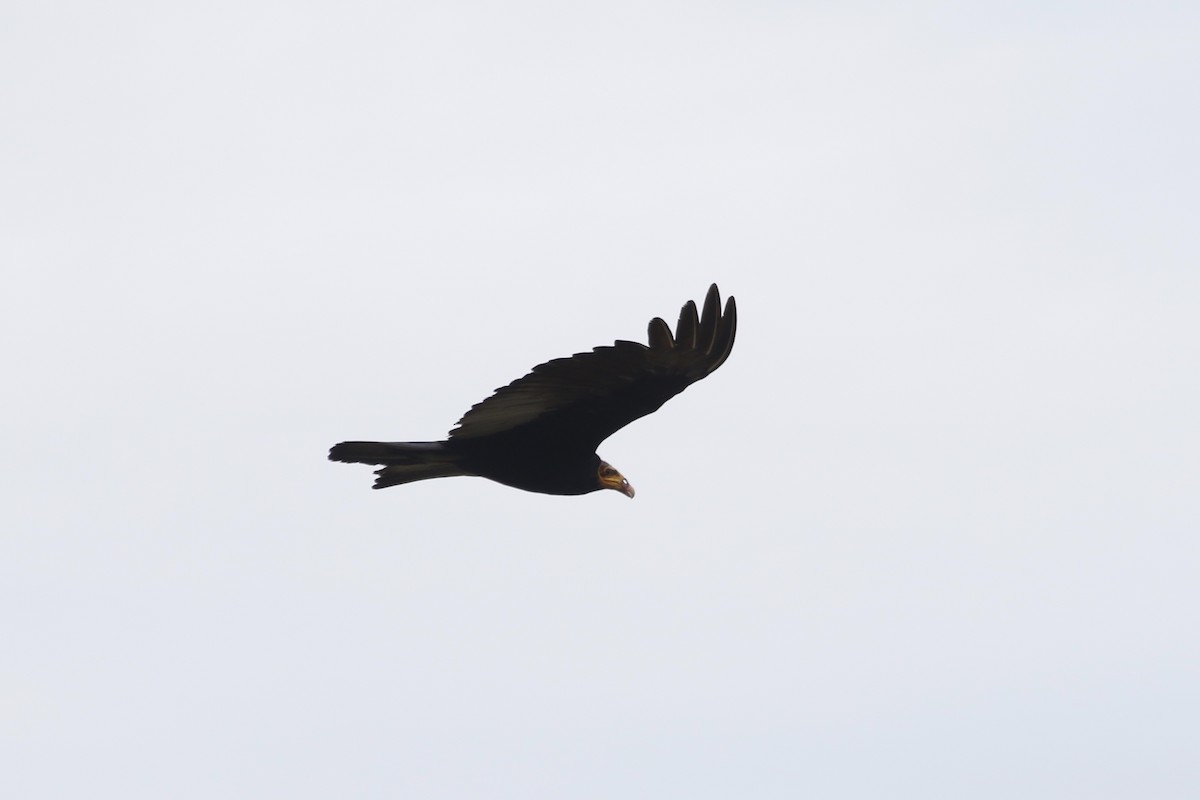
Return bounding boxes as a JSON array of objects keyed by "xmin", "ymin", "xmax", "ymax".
[
  {"xmin": 329, "ymin": 284, "xmax": 736, "ymax": 497},
  {"xmin": 330, "ymin": 438, "xmax": 604, "ymax": 495}
]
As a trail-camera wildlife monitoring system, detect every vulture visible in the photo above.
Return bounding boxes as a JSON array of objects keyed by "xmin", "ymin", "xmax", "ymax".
[{"xmin": 329, "ymin": 284, "xmax": 736, "ymax": 497}]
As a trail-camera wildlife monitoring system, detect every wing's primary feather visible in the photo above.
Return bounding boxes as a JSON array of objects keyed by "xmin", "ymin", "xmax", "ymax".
[{"xmin": 448, "ymin": 284, "xmax": 736, "ymax": 446}]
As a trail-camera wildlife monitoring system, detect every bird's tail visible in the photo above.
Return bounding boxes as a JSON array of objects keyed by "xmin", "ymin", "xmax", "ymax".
[{"xmin": 328, "ymin": 441, "xmax": 467, "ymax": 490}]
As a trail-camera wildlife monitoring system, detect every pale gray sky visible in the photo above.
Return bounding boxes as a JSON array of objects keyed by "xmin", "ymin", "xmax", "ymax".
[{"xmin": 3, "ymin": 1, "xmax": 1198, "ymax": 797}]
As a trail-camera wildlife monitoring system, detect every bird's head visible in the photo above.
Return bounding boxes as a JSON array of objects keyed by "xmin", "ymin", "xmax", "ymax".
[{"xmin": 597, "ymin": 460, "xmax": 635, "ymax": 498}]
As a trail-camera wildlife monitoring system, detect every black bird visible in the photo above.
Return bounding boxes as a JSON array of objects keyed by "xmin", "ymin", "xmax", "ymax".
[{"xmin": 329, "ymin": 284, "xmax": 736, "ymax": 497}]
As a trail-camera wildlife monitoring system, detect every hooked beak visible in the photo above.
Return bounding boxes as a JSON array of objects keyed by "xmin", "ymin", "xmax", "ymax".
[{"xmin": 598, "ymin": 461, "xmax": 635, "ymax": 498}]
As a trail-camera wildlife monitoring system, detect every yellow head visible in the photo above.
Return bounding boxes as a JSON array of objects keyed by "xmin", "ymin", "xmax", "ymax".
[{"xmin": 597, "ymin": 460, "xmax": 635, "ymax": 498}]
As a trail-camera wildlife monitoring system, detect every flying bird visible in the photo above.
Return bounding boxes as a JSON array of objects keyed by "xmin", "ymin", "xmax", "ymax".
[{"xmin": 329, "ymin": 284, "xmax": 736, "ymax": 497}]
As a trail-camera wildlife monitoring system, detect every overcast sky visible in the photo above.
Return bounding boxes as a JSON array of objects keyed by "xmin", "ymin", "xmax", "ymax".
[{"xmin": 3, "ymin": 1, "xmax": 1198, "ymax": 797}]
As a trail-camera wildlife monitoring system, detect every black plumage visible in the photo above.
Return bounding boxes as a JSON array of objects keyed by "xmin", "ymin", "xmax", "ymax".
[{"xmin": 329, "ymin": 284, "xmax": 736, "ymax": 497}]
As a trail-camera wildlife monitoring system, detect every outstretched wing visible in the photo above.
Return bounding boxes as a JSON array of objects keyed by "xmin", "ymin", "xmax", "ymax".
[{"xmin": 448, "ymin": 284, "xmax": 736, "ymax": 449}]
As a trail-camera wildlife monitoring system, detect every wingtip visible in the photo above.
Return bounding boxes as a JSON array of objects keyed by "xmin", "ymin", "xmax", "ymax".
[
  {"xmin": 710, "ymin": 294, "xmax": 736, "ymax": 370},
  {"xmin": 648, "ymin": 316, "xmax": 673, "ymax": 350},
  {"xmin": 698, "ymin": 284, "xmax": 722, "ymax": 353},
  {"xmin": 676, "ymin": 299, "xmax": 699, "ymax": 349}
]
